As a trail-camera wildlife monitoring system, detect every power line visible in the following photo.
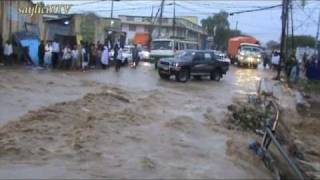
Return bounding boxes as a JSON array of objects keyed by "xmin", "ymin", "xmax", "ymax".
[
  {"xmin": 175, "ymin": 2, "xmax": 213, "ymax": 14},
  {"xmin": 229, "ymin": 4, "xmax": 282, "ymax": 16},
  {"xmin": 89, "ymin": 3, "xmax": 172, "ymax": 13},
  {"xmin": 294, "ymin": 1, "xmax": 319, "ymax": 24},
  {"xmin": 71, "ymin": 0, "xmax": 103, "ymax": 7}
]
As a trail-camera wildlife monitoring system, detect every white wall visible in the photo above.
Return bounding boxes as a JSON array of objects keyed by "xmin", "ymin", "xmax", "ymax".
[{"xmin": 136, "ymin": 25, "xmax": 145, "ymax": 33}]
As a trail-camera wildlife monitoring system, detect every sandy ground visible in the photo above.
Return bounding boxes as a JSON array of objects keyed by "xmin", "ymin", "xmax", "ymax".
[{"xmin": 0, "ymin": 64, "xmax": 273, "ymax": 179}]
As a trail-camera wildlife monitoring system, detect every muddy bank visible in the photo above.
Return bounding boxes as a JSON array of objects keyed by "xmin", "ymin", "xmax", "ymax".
[
  {"xmin": 0, "ymin": 86, "xmax": 148, "ymax": 161},
  {"xmin": 0, "ymin": 67, "xmax": 99, "ymax": 125}
]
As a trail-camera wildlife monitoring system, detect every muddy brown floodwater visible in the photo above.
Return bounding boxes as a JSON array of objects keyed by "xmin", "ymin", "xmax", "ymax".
[{"xmin": 0, "ymin": 64, "xmax": 273, "ymax": 179}]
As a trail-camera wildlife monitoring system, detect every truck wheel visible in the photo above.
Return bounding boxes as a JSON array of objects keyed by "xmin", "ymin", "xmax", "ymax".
[
  {"xmin": 175, "ymin": 68, "xmax": 189, "ymax": 82},
  {"xmin": 210, "ymin": 70, "xmax": 221, "ymax": 81},
  {"xmin": 159, "ymin": 73, "xmax": 170, "ymax": 80}
]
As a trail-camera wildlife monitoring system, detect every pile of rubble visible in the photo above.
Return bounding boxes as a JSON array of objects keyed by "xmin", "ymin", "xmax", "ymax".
[{"xmin": 226, "ymin": 100, "xmax": 275, "ymax": 132}]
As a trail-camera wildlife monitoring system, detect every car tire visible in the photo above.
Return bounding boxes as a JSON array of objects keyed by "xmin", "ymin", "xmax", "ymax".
[
  {"xmin": 159, "ymin": 73, "xmax": 170, "ymax": 80},
  {"xmin": 193, "ymin": 75, "xmax": 201, "ymax": 80},
  {"xmin": 175, "ymin": 68, "xmax": 189, "ymax": 82},
  {"xmin": 210, "ymin": 69, "xmax": 221, "ymax": 81}
]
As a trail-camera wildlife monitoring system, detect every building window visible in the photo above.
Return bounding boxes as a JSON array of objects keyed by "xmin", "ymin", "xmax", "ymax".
[
  {"xmin": 142, "ymin": 17, "xmax": 151, "ymax": 22},
  {"xmin": 129, "ymin": 24, "xmax": 136, "ymax": 31},
  {"xmin": 127, "ymin": 16, "xmax": 134, "ymax": 21}
]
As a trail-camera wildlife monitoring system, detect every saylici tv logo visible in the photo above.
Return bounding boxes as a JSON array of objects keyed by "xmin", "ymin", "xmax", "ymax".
[{"xmin": 18, "ymin": 3, "xmax": 71, "ymax": 16}]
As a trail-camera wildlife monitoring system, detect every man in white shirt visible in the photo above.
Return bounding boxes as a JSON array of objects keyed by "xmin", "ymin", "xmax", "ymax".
[
  {"xmin": 51, "ymin": 40, "xmax": 60, "ymax": 69},
  {"xmin": 3, "ymin": 40, "xmax": 13, "ymax": 66},
  {"xmin": 271, "ymin": 51, "xmax": 280, "ymax": 70}
]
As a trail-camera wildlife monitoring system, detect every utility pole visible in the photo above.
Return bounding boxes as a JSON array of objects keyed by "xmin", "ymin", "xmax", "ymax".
[
  {"xmin": 110, "ymin": 0, "xmax": 114, "ymax": 18},
  {"xmin": 151, "ymin": 6, "xmax": 154, "ymax": 19},
  {"xmin": 284, "ymin": 0, "xmax": 291, "ymax": 75},
  {"xmin": 315, "ymin": 11, "xmax": 320, "ymax": 56},
  {"xmin": 290, "ymin": 1, "xmax": 294, "ymax": 51},
  {"xmin": 235, "ymin": 21, "xmax": 238, "ymax": 31},
  {"xmin": 172, "ymin": 0, "xmax": 176, "ymax": 37},
  {"xmin": 276, "ymin": 0, "xmax": 289, "ymax": 80},
  {"xmin": 9, "ymin": 0, "xmax": 12, "ymax": 39},
  {"xmin": 158, "ymin": 0, "xmax": 165, "ymax": 37}
]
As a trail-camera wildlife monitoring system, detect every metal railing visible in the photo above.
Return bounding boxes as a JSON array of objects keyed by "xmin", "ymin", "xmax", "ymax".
[{"xmin": 257, "ymin": 79, "xmax": 305, "ymax": 180}]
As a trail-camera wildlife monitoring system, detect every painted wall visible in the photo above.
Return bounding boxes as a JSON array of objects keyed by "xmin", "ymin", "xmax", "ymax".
[
  {"xmin": 0, "ymin": 0, "xmax": 44, "ymax": 42},
  {"xmin": 72, "ymin": 14, "xmax": 121, "ymax": 44},
  {"xmin": 20, "ymin": 39, "xmax": 40, "ymax": 65}
]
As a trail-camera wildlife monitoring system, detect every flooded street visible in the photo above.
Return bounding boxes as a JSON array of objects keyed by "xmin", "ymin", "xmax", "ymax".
[{"xmin": 0, "ymin": 64, "xmax": 273, "ymax": 178}]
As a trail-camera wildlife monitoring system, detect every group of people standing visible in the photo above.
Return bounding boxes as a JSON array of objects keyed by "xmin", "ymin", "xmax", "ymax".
[
  {"xmin": 38, "ymin": 40, "xmax": 137, "ymax": 72},
  {"xmin": 262, "ymin": 49, "xmax": 320, "ymax": 82},
  {"xmin": 1, "ymin": 35, "xmax": 141, "ymax": 73},
  {"xmin": 0, "ymin": 38, "xmax": 34, "ymax": 66}
]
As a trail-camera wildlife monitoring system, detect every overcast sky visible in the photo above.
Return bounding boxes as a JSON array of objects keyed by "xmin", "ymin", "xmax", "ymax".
[{"xmin": 33, "ymin": 0, "xmax": 320, "ymax": 44}]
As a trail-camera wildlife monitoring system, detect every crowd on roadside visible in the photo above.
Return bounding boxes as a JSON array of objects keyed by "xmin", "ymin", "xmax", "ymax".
[
  {"xmin": 262, "ymin": 49, "xmax": 320, "ymax": 82},
  {"xmin": 0, "ymin": 34, "xmax": 141, "ymax": 72}
]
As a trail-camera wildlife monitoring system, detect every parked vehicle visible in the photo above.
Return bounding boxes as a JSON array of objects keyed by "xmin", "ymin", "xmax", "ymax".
[
  {"xmin": 215, "ymin": 52, "xmax": 231, "ymax": 64},
  {"xmin": 157, "ymin": 50, "xmax": 229, "ymax": 82},
  {"xmin": 122, "ymin": 45, "xmax": 133, "ymax": 64},
  {"xmin": 236, "ymin": 43, "xmax": 263, "ymax": 68},
  {"xmin": 150, "ymin": 38, "xmax": 198, "ymax": 69},
  {"xmin": 109, "ymin": 45, "xmax": 133, "ymax": 65},
  {"xmin": 228, "ymin": 36, "xmax": 258, "ymax": 64},
  {"xmin": 138, "ymin": 45, "xmax": 150, "ymax": 60}
]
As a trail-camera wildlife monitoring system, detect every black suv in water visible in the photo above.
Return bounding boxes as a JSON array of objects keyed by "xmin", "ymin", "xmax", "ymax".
[{"xmin": 157, "ymin": 50, "xmax": 229, "ymax": 82}]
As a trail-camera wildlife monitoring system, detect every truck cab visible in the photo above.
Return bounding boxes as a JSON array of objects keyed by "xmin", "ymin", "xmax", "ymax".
[{"xmin": 236, "ymin": 43, "xmax": 263, "ymax": 68}]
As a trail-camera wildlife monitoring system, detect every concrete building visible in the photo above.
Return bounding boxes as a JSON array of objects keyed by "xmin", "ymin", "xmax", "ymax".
[
  {"xmin": 119, "ymin": 15, "xmax": 207, "ymax": 49},
  {"xmin": 0, "ymin": 0, "xmax": 45, "ymax": 41},
  {"xmin": 44, "ymin": 13, "xmax": 124, "ymax": 46}
]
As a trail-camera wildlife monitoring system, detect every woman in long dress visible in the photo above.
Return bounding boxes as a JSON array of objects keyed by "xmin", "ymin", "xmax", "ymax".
[
  {"xmin": 101, "ymin": 46, "xmax": 109, "ymax": 69},
  {"xmin": 44, "ymin": 41, "xmax": 52, "ymax": 67}
]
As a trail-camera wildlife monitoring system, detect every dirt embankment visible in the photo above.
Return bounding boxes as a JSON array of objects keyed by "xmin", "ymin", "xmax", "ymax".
[
  {"xmin": 0, "ymin": 86, "xmax": 157, "ymax": 162},
  {"xmin": 284, "ymin": 98, "xmax": 320, "ymax": 179},
  {"xmin": 223, "ymin": 82, "xmax": 320, "ymax": 179}
]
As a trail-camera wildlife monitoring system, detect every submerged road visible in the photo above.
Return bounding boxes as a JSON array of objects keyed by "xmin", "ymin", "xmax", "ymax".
[{"xmin": 0, "ymin": 64, "xmax": 273, "ymax": 178}]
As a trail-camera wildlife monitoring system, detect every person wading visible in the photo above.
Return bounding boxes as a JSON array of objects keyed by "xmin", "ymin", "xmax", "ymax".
[
  {"xmin": 114, "ymin": 42, "xmax": 120, "ymax": 72},
  {"xmin": 132, "ymin": 44, "xmax": 140, "ymax": 68}
]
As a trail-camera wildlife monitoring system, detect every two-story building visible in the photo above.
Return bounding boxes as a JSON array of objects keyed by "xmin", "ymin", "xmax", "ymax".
[{"xmin": 119, "ymin": 15, "xmax": 207, "ymax": 49}]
